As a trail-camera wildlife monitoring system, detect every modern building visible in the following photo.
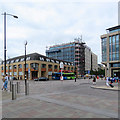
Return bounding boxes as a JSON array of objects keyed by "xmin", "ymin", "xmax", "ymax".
[
  {"xmin": 101, "ymin": 25, "xmax": 120, "ymax": 78},
  {"xmin": 91, "ymin": 52, "xmax": 98, "ymax": 71},
  {"xmin": 0, "ymin": 53, "xmax": 74, "ymax": 80},
  {"xmin": 46, "ymin": 39, "xmax": 98, "ymax": 75}
]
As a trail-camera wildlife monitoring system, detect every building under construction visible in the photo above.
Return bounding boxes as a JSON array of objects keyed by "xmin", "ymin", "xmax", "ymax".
[{"xmin": 46, "ymin": 38, "xmax": 98, "ymax": 75}]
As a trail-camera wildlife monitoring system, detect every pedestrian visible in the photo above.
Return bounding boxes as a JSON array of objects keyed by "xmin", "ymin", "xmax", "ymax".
[
  {"xmin": 109, "ymin": 80, "xmax": 114, "ymax": 88},
  {"xmin": 93, "ymin": 76, "xmax": 96, "ymax": 85},
  {"xmin": 1, "ymin": 75, "xmax": 5, "ymax": 90},
  {"xmin": 4, "ymin": 74, "xmax": 9, "ymax": 91},
  {"xmin": 106, "ymin": 76, "xmax": 109, "ymax": 87}
]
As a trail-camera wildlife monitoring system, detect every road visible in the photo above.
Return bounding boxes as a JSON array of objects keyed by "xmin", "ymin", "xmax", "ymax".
[{"xmin": 1, "ymin": 79, "xmax": 118, "ymax": 118}]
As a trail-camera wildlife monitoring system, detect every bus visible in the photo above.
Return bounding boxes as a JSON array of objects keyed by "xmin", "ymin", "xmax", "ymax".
[{"xmin": 52, "ymin": 72, "xmax": 75, "ymax": 80}]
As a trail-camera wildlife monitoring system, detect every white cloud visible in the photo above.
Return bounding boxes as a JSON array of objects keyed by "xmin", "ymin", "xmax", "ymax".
[{"xmin": 0, "ymin": 1, "xmax": 118, "ymax": 64}]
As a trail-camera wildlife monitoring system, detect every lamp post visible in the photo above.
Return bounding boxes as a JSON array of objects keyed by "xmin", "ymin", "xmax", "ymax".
[
  {"xmin": 2, "ymin": 12, "xmax": 18, "ymax": 75},
  {"xmin": 24, "ymin": 41, "xmax": 27, "ymax": 95},
  {"xmin": 74, "ymin": 63, "xmax": 76, "ymax": 82}
]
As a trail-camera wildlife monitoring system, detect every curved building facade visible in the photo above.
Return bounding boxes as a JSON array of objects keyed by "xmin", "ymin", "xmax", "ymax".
[{"xmin": 0, "ymin": 53, "xmax": 74, "ymax": 80}]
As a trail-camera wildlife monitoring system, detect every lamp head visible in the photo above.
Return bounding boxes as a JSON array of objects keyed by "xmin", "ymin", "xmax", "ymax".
[{"xmin": 13, "ymin": 15, "xmax": 18, "ymax": 18}]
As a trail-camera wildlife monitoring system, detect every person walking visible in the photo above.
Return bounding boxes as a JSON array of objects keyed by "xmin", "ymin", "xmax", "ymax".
[
  {"xmin": 93, "ymin": 76, "xmax": 96, "ymax": 85},
  {"xmin": 4, "ymin": 74, "xmax": 9, "ymax": 91}
]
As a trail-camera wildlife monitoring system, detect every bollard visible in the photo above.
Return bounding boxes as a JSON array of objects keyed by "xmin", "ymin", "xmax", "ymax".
[
  {"xmin": 10, "ymin": 80, "xmax": 13, "ymax": 92},
  {"xmin": 12, "ymin": 83, "xmax": 16, "ymax": 100},
  {"xmin": 25, "ymin": 82, "xmax": 29, "ymax": 95},
  {"xmin": 17, "ymin": 82, "xmax": 20, "ymax": 93}
]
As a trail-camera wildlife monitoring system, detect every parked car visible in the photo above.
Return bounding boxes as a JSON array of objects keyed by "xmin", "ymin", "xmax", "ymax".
[
  {"xmin": 39, "ymin": 77, "xmax": 49, "ymax": 81},
  {"xmin": 12, "ymin": 77, "xmax": 17, "ymax": 80},
  {"xmin": 34, "ymin": 78, "xmax": 39, "ymax": 81}
]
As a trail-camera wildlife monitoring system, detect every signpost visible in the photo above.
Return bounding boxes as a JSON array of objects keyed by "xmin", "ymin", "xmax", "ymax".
[{"xmin": 60, "ymin": 62, "xmax": 64, "ymax": 80}]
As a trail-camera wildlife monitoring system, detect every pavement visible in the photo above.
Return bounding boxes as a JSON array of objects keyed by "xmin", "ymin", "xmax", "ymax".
[
  {"xmin": 0, "ymin": 78, "xmax": 119, "ymax": 119},
  {"xmin": 91, "ymin": 81, "xmax": 119, "ymax": 91}
]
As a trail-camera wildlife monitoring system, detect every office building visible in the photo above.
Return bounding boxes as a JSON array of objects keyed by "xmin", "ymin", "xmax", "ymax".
[
  {"xmin": 101, "ymin": 25, "xmax": 120, "ymax": 77},
  {"xmin": 46, "ymin": 39, "xmax": 98, "ymax": 75}
]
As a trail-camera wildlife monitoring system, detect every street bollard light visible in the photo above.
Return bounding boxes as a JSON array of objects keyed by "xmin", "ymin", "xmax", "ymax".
[
  {"xmin": 2, "ymin": 12, "xmax": 18, "ymax": 75},
  {"xmin": 17, "ymin": 82, "xmax": 20, "ymax": 93},
  {"xmin": 10, "ymin": 80, "xmax": 13, "ymax": 92},
  {"xmin": 12, "ymin": 83, "xmax": 16, "ymax": 100}
]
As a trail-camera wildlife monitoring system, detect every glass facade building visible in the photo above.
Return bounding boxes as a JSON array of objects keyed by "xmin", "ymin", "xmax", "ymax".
[
  {"xmin": 101, "ymin": 25, "xmax": 120, "ymax": 77},
  {"xmin": 46, "ymin": 40, "xmax": 98, "ymax": 75}
]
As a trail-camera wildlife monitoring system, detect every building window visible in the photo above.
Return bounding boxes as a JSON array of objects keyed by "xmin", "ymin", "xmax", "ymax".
[
  {"xmin": 54, "ymin": 65, "xmax": 57, "ymax": 69},
  {"xmin": 116, "ymin": 35, "xmax": 119, "ymax": 44},
  {"xmin": 112, "ymin": 53, "xmax": 116, "ymax": 61},
  {"xmin": 48, "ymin": 65, "xmax": 52, "ymax": 69},
  {"xmin": 109, "ymin": 54, "xmax": 112, "ymax": 61},
  {"xmin": 13, "ymin": 65, "xmax": 17, "ymax": 69},
  {"xmin": 112, "ymin": 36, "xmax": 116, "ymax": 44},
  {"xmin": 112, "ymin": 44, "xmax": 115, "ymax": 52},
  {"xmin": 116, "ymin": 44, "xmax": 119, "ymax": 52},
  {"xmin": 102, "ymin": 37, "xmax": 107, "ymax": 62},
  {"xmin": 113, "ymin": 63, "xmax": 120, "ymax": 67},
  {"xmin": 19, "ymin": 72, "xmax": 23, "ymax": 75},
  {"xmin": 109, "ymin": 36, "xmax": 112, "ymax": 45},
  {"xmin": 41, "ymin": 64, "xmax": 46, "ymax": 68},
  {"xmin": 31, "ymin": 63, "xmax": 38, "ymax": 70},
  {"xmin": 9, "ymin": 66, "xmax": 12, "ymax": 70},
  {"xmin": 24, "ymin": 64, "xmax": 28, "ymax": 68},
  {"xmin": 18, "ymin": 64, "xmax": 22, "ymax": 68},
  {"xmin": 1, "ymin": 66, "xmax": 3, "ymax": 70},
  {"xmin": 116, "ymin": 53, "xmax": 119, "ymax": 60}
]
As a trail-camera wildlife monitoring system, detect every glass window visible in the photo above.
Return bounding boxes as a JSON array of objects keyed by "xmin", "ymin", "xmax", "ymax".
[
  {"xmin": 109, "ymin": 54, "xmax": 112, "ymax": 61},
  {"xmin": 112, "ymin": 53, "xmax": 115, "ymax": 61},
  {"xmin": 13, "ymin": 65, "xmax": 17, "ymax": 69},
  {"xmin": 18, "ymin": 64, "xmax": 22, "ymax": 68},
  {"xmin": 116, "ymin": 44, "xmax": 119, "ymax": 52},
  {"xmin": 48, "ymin": 65, "xmax": 52, "ymax": 69},
  {"xmin": 24, "ymin": 64, "xmax": 28, "ymax": 68},
  {"xmin": 109, "ymin": 45, "xmax": 111, "ymax": 53},
  {"xmin": 109, "ymin": 36, "xmax": 112, "ymax": 45},
  {"xmin": 112, "ymin": 44, "xmax": 115, "ymax": 52},
  {"xmin": 1, "ymin": 66, "xmax": 3, "ymax": 70},
  {"xmin": 102, "ymin": 38, "xmax": 107, "ymax": 62},
  {"xmin": 9, "ymin": 66, "xmax": 12, "ymax": 70},
  {"xmin": 116, "ymin": 53, "xmax": 119, "ymax": 60},
  {"xmin": 112, "ymin": 36, "xmax": 115, "ymax": 45},
  {"xmin": 54, "ymin": 65, "xmax": 57, "ymax": 69},
  {"xmin": 41, "ymin": 64, "xmax": 46, "ymax": 68},
  {"xmin": 113, "ymin": 63, "xmax": 120, "ymax": 67},
  {"xmin": 31, "ymin": 63, "xmax": 38, "ymax": 70},
  {"xmin": 116, "ymin": 35, "xmax": 119, "ymax": 44}
]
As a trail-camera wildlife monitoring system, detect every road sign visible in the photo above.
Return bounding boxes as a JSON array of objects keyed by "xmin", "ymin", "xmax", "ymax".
[{"xmin": 60, "ymin": 62, "xmax": 64, "ymax": 68}]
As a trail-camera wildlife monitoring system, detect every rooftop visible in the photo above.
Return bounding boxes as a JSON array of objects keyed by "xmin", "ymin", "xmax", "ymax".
[
  {"xmin": 106, "ymin": 25, "xmax": 120, "ymax": 31},
  {"xmin": 0, "ymin": 53, "xmax": 73, "ymax": 65}
]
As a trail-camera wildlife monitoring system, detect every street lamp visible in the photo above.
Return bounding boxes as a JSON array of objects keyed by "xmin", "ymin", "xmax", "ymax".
[
  {"xmin": 74, "ymin": 63, "xmax": 76, "ymax": 82},
  {"xmin": 2, "ymin": 12, "xmax": 18, "ymax": 75},
  {"xmin": 24, "ymin": 41, "xmax": 27, "ymax": 95}
]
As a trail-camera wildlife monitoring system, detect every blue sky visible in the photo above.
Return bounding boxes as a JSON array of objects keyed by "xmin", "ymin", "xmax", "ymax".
[{"xmin": 0, "ymin": 0, "xmax": 119, "ymax": 63}]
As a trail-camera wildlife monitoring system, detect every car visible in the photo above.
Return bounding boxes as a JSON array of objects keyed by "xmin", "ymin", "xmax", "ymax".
[
  {"xmin": 34, "ymin": 78, "xmax": 39, "ymax": 81},
  {"xmin": 12, "ymin": 77, "xmax": 17, "ymax": 80},
  {"xmin": 39, "ymin": 77, "xmax": 49, "ymax": 81}
]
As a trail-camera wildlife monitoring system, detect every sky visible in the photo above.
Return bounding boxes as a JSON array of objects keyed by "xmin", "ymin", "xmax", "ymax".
[{"xmin": 0, "ymin": 0, "xmax": 119, "ymax": 63}]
